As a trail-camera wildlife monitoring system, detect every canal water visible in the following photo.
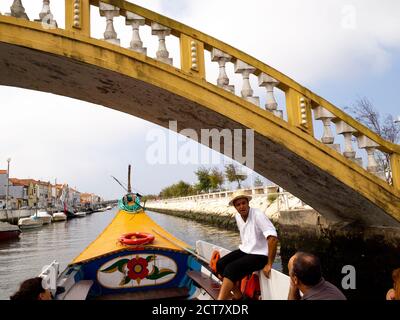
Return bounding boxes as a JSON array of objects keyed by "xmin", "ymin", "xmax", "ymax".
[{"xmin": 0, "ymin": 208, "xmax": 281, "ymax": 300}]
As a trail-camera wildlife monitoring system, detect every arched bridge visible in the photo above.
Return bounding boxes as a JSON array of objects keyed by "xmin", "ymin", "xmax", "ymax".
[{"xmin": 1, "ymin": 0, "xmax": 399, "ymax": 227}]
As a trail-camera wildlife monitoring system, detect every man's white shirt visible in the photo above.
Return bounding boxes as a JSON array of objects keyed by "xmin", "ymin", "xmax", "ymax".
[{"xmin": 235, "ymin": 207, "xmax": 278, "ymax": 256}]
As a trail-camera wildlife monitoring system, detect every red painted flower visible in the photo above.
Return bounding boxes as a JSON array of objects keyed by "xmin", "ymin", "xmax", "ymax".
[{"xmin": 127, "ymin": 256, "xmax": 149, "ymax": 280}]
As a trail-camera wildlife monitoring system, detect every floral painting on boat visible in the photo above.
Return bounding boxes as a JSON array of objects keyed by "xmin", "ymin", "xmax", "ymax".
[{"xmin": 97, "ymin": 254, "xmax": 177, "ymax": 288}]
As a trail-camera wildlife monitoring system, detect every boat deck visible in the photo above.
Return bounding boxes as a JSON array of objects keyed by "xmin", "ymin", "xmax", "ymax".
[
  {"xmin": 91, "ymin": 287, "xmax": 189, "ymax": 300},
  {"xmin": 187, "ymin": 270, "xmax": 233, "ymax": 300}
]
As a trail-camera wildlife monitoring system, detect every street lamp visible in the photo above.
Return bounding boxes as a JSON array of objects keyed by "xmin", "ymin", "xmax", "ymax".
[{"xmin": 5, "ymin": 158, "xmax": 11, "ymax": 221}]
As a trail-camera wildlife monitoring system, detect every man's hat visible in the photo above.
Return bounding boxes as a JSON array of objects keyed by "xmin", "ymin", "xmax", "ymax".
[{"xmin": 228, "ymin": 190, "xmax": 252, "ymax": 206}]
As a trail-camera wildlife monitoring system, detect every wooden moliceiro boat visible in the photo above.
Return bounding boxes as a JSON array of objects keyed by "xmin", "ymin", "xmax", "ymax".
[
  {"xmin": 40, "ymin": 167, "xmax": 289, "ymax": 300},
  {"xmin": 41, "ymin": 197, "xmax": 204, "ymax": 300},
  {"xmin": 40, "ymin": 194, "xmax": 290, "ymax": 300}
]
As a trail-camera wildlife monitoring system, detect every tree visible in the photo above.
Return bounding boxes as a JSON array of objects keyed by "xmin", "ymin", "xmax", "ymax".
[
  {"xmin": 225, "ymin": 163, "xmax": 247, "ymax": 189},
  {"xmin": 159, "ymin": 181, "xmax": 194, "ymax": 198},
  {"xmin": 209, "ymin": 167, "xmax": 225, "ymax": 191},
  {"xmin": 195, "ymin": 166, "xmax": 212, "ymax": 193},
  {"xmin": 347, "ymin": 97, "xmax": 400, "ymax": 184},
  {"xmin": 254, "ymin": 176, "xmax": 264, "ymax": 188}
]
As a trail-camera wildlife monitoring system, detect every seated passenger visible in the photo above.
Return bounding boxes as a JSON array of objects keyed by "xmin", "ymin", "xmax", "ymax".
[
  {"xmin": 287, "ymin": 252, "xmax": 346, "ymax": 300},
  {"xmin": 386, "ymin": 268, "xmax": 400, "ymax": 300},
  {"xmin": 10, "ymin": 277, "xmax": 52, "ymax": 300},
  {"xmin": 216, "ymin": 191, "xmax": 278, "ymax": 300}
]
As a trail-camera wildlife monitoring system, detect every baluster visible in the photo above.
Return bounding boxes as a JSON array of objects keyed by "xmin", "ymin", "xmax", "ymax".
[
  {"xmin": 125, "ymin": 12, "xmax": 147, "ymax": 55},
  {"xmin": 234, "ymin": 60, "xmax": 260, "ymax": 106},
  {"xmin": 8, "ymin": 0, "xmax": 29, "ymax": 20},
  {"xmin": 313, "ymin": 106, "xmax": 340, "ymax": 152},
  {"xmin": 258, "ymin": 73, "xmax": 283, "ymax": 118},
  {"xmin": 151, "ymin": 22, "xmax": 173, "ymax": 65},
  {"xmin": 99, "ymin": 2, "xmax": 120, "ymax": 45},
  {"xmin": 211, "ymin": 48, "xmax": 235, "ymax": 93},
  {"xmin": 357, "ymin": 135, "xmax": 384, "ymax": 178},
  {"xmin": 334, "ymin": 121, "xmax": 362, "ymax": 166},
  {"xmin": 35, "ymin": 0, "xmax": 57, "ymax": 29}
]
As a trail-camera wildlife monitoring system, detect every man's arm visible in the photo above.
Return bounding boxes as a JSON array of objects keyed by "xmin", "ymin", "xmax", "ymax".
[{"xmin": 262, "ymin": 236, "xmax": 278, "ymax": 278}]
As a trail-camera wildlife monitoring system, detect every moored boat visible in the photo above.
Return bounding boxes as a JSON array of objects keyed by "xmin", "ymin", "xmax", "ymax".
[
  {"xmin": 18, "ymin": 216, "xmax": 43, "ymax": 230},
  {"xmin": 52, "ymin": 212, "xmax": 67, "ymax": 222},
  {"xmin": 31, "ymin": 210, "xmax": 52, "ymax": 225},
  {"xmin": 0, "ymin": 222, "xmax": 21, "ymax": 241},
  {"xmin": 73, "ymin": 211, "xmax": 86, "ymax": 218}
]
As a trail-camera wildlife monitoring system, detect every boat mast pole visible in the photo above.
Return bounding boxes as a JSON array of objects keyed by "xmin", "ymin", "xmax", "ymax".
[
  {"xmin": 127, "ymin": 165, "xmax": 132, "ymax": 194},
  {"xmin": 5, "ymin": 158, "xmax": 11, "ymax": 222}
]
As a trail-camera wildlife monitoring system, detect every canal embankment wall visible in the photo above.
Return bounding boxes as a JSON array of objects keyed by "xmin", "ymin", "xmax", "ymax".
[
  {"xmin": 0, "ymin": 209, "xmax": 34, "ymax": 224},
  {"xmin": 0, "ymin": 208, "xmax": 61, "ymax": 224},
  {"xmin": 146, "ymin": 187, "xmax": 400, "ymax": 247}
]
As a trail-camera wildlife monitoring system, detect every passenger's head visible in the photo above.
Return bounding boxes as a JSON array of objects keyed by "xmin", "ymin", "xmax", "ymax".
[
  {"xmin": 288, "ymin": 252, "xmax": 322, "ymax": 288},
  {"xmin": 10, "ymin": 277, "xmax": 52, "ymax": 300},
  {"xmin": 392, "ymin": 268, "xmax": 400, "ymax": 300}
]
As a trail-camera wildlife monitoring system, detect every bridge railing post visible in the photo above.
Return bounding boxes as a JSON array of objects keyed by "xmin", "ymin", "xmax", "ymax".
[
  {"xmin": 285, "ymin": 88, "xmax": 314, "ymax": 137},
  {"xmin": 65, "ymin": 0, "xmax": 90, "ymax": 37},
  {"xmin": 180, "ymin": 34, "xmax": 205, "ymax": 79},
  {"xmin": 391, "ymin": 153, "xmax": 400, "ymax": 190}
]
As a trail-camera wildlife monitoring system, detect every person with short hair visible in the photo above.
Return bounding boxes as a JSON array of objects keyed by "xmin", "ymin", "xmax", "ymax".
[
  {"xmin": 287, "ymin": 252, "xmax": 346, "ymax": 300},
  {"xmin": 386, "ymin": 268, "xmax": 400, "ymax": 300},
  {"xmin": 10, "ymin": 277, "xmax": 52, "ymax": 300},
  {"xmin": 216, "ymin": 190, "xmax": 278, "ymax": 300}
]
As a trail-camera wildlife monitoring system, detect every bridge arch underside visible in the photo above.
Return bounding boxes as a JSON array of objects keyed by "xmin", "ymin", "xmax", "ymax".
[{"xmin": 0, "ymin": 41, "xmax": 399, "ymax": 228}]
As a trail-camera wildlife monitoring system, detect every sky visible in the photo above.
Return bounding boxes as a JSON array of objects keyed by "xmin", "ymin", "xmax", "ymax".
[{"xmin": 0, "ymin": 0, "xmax": 399, "ymax": 200}]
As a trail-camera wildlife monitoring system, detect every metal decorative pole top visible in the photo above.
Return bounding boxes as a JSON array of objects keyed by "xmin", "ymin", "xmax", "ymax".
[{"xmin": 127, "ymin": 165, "xmax": 132, "ymax": 194}]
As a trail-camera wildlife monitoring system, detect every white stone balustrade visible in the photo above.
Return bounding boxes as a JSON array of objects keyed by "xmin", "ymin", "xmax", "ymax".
[
  {"xmin": 151, "ymin": 22, "xmax": 173, "ymax": 65},
  {"xmin": 211, "ymin": 48, "xmax": 235, "ymax": 93},
  {"xmin": 334, "ymin": 120, "xmax": 362, "ymax": 165},
  {"xmin": 99, "ymin": 2, "xmax": 120, "ymax": 46},
  {"xmin": 35, "ymin": 0, "xmax": 57, "ymax": 29},
  {"xmin": 8, "ymin": 0, "xmax": 29, "ymax": 20},
  {"xmin": 234, "ymin": 60, "xmax": 260, "ymax": 106},
  {"xmin": 125, "ymin": 12, "xmax": 147, "ymax": 55},
  {"xmin": 314, "ymin": 106, "xmax": 341, "ymax": 153},
  {"xmin": 357, "ymin": 135, "xmax": 380, "ymax": 174},
  {"xmin": 258, "ymin": 73, "xmax": 283, "ymax": 119}
]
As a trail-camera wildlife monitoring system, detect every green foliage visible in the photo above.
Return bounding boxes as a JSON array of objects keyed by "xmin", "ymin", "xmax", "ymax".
[
  {"xmin": 225, "ymin": 163, "xmax": 247, "ymax": 189},
  {"xmin": 159, "ymin": 181, "xmax": 195, "ymax": 198},
  {"xmin": 209, "ymin": 167, "xmax": 225, "ymax": 191},
  {"xmin": 195, "ymin": 166, "xmax": 212, "ymax": 192},
  {"xmin": 267, "ymin": 194, "xmax": 278, "ymax": 203}
]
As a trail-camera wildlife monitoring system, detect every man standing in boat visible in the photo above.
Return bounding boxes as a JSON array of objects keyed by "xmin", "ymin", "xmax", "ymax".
[{"xmin": 216, "ymin": 190, "xmax": 278, "ymax": 300}]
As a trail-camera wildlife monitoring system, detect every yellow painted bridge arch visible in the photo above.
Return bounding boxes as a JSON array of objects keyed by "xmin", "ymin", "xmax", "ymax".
[{"xmin": 0, "ymin": 0, "xmax": 399, "ymax": 227}]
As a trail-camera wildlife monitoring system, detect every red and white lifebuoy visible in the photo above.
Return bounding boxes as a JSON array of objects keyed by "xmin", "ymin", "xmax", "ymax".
[{"xmin": 119, "ymin": 232, "xmax": 155, "ymax": 246}]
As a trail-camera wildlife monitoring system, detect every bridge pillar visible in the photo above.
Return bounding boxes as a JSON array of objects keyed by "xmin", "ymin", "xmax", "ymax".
[
  {"xmin": 180, "ymin": 34, "xmax": 205, "ymax": 79},
  {"xmin": 65, "ymin": 0, "xmax": 90, "ymax": 37},
  {"xmin": 391, "ymin": 153, "xmax": 400, "ymax": 190},
  {"xmin": 285, "ymin": 88, "xmax": 314, "ymax": 136}
]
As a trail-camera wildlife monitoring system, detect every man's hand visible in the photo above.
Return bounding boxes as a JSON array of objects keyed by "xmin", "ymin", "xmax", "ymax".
[{"xmin": 263, "ymin": 264, "xmax": 272, "ymax": 278}]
